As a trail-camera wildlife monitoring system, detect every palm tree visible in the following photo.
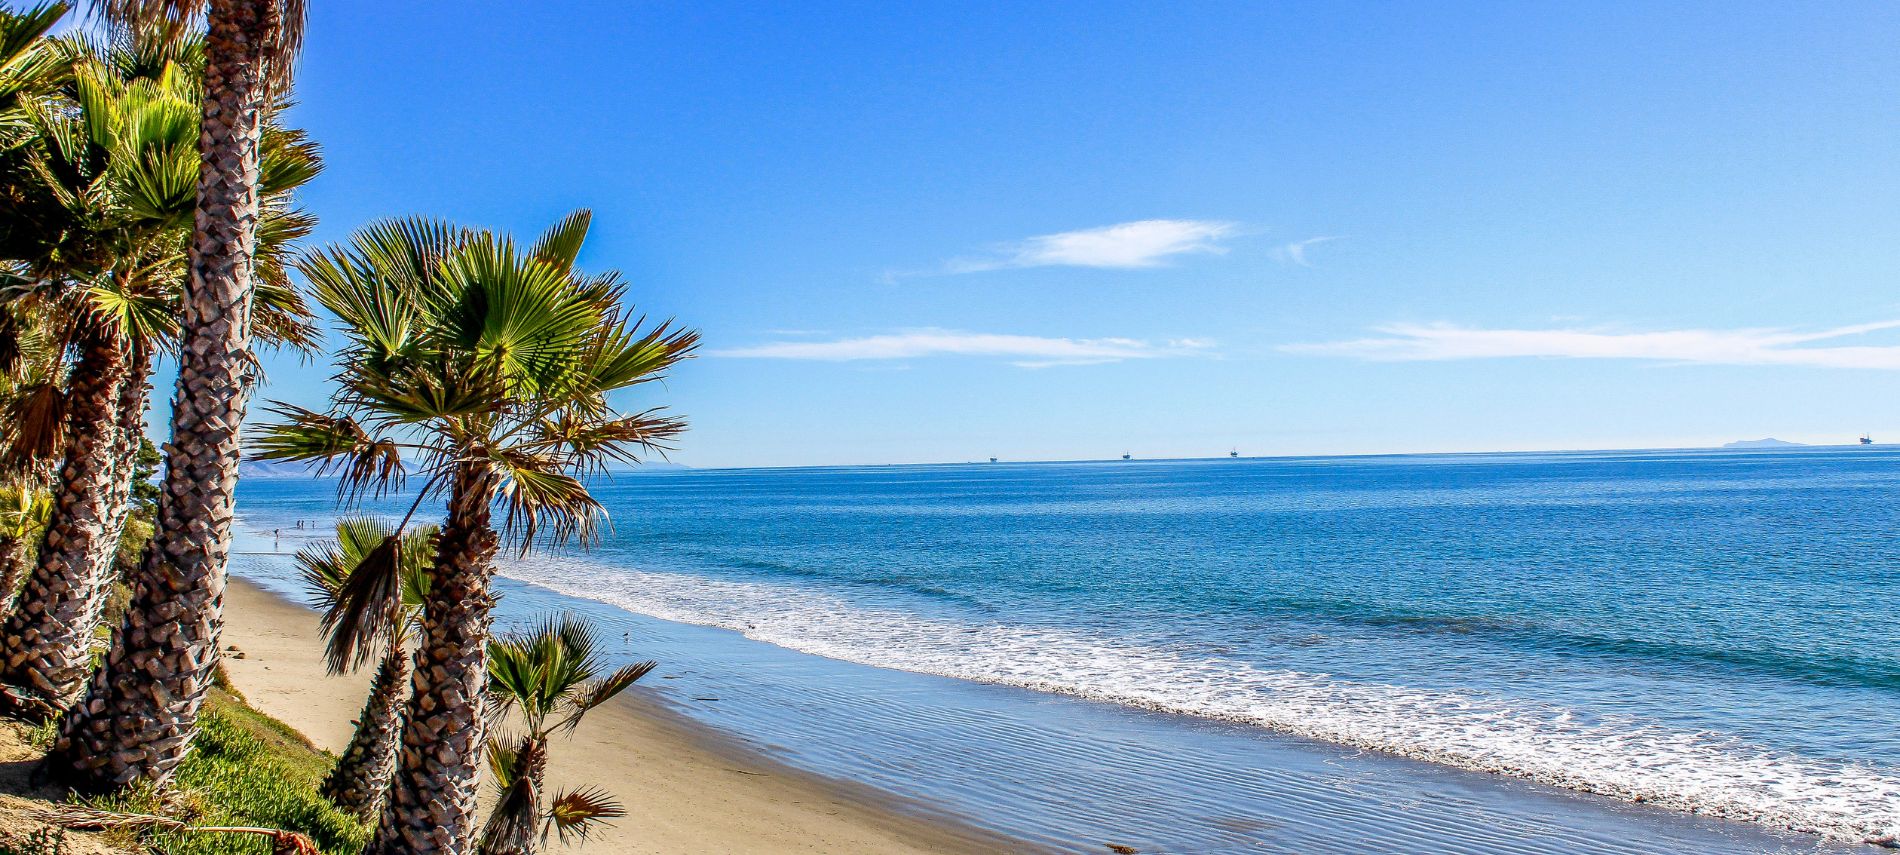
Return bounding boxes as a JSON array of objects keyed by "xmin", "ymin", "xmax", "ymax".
[
  {"xmin": 251, "ymin": 212, "xmax": 697, "ymax": 853},
  {"xmin": 296, "ymin": 516, "xmax": 436, "ymax": 821},
  {"xmin": 0, "ymin": 25, "xmax": 319, "ymax": 719},
  {"xmin": 45, "ymin": 0, "xmax": 308, "ymax": 792},
  {"xmin": 46, "ymin": 0, "xmax": 312, "ymax": 790},
  {"xmin": 478, "ymin": 616, "xmax": 652, "ymax": 855}
]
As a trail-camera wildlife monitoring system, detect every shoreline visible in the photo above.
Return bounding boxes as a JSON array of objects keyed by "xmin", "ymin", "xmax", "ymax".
[
  {"xmin": 220, "ymin": 576, "xmax": 1029, "ymax": 855},
  {"xmin": 228, "ymin": 495, "xmax": 1893, "ymax": 855}
]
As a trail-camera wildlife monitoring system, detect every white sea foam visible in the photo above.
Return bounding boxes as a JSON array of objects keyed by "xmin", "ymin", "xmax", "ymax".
[{"xmin": 503, "ymin": 559, "xmax": 1900, "ymax": 846}]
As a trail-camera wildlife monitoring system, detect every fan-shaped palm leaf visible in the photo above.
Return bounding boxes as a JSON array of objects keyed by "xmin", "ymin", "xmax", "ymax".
[
  {"xmin": 295, "ymin": 516, "xmax": 435, "ymax": 674},
  {"xmin": 545, "ymin": 787, "xmax": 625, "ymax": 845}
]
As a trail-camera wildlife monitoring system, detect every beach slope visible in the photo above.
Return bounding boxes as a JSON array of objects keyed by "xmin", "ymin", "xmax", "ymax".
[{"xmin": 221, "ymin": 578, "xmax": 1012, "ymax": 855}]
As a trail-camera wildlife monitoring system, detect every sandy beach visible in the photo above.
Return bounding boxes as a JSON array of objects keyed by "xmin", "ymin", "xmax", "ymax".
[{"xmin": 219, "ymin": 577, "xmax": 1017, "ymax": 855}]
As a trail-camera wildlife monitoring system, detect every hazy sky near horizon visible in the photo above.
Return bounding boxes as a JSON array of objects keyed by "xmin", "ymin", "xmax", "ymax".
[{"xmin": 175, "ymin": 1, "xmax": 1900, "ymax": 467}]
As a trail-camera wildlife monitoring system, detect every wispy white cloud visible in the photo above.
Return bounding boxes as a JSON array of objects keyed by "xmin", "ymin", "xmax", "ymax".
[
  {"xmin": 1284, "ymin": 320, "xmax": 1900, "ymax": 370},
  {"xmin": 1272, "ymin": 235, "xmax": 1342, "ymax": 267},
  {"xmin": 713, "ymin": 329, "xmax": 1215, "ymax": 368},
  {"xmin": 940, "ymin": 219, "xmax": 1238, "ymax": 274}
]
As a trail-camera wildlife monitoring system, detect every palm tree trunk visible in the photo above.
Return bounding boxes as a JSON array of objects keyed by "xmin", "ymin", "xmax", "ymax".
[
  {"xmin": 321, "ymin": 639, "xmax": 411, "ymax": 821},
  {"xmin": 87, "ymin": 344, "xmax": 153, "ymax": 576},
  {"xmin": 0, "ymin": 330, "xmax": 132, "ymax": 717},
  {"xmin": 0, "ymin": 535, "xmax": 26, "ymax": 608},
  {"xmin": 370, "ymin": 461, "xmax": 501, "ymax": 855},
  {"xmin": 45, "ymin": 0, "xmax": 281, "ymax": 793}
]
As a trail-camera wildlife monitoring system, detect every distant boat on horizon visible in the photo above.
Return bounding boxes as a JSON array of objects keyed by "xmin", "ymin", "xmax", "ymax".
[
  {"xmin": 1230, "ymin": 448, "xmax": 1239, "ymax": 458},
  {"xmin": 1122, "ymin": 451, "xmax": 1132, "ymax": 460},
  {"xmin": 1862, "ymin": 433, "xmax": 1875, "ymax": 445}
]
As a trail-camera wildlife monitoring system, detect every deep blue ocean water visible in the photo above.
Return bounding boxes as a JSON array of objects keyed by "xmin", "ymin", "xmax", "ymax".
[{"xmin": 231, "ymin": 447, "xmax": 1900, "ymax": 853}]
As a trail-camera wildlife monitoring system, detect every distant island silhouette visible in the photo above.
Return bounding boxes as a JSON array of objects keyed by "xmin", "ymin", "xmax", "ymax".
[{"xmin": 1721, "ymin": 438, "xmax": 1809, "ymax": 449}]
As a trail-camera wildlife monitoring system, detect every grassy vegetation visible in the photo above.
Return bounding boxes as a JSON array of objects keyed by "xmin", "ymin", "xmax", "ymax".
[
  {"xmin": 0, "ymin": 829, "xmax": 69, "ymax": 855},
  {"xmin": 69, "ymin": 686, "xmax": 368, "ymax": 855}
]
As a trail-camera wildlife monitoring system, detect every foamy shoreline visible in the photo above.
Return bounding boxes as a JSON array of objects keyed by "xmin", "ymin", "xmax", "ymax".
[{"xmin": 509, "ymin": 561, "xmax": 1900, "ymax": 848}]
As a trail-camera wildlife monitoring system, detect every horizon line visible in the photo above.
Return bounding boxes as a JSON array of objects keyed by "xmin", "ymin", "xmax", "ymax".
[{"xmin": 660, "ymin": 440, "xmax": 1883, "ymax": 474}]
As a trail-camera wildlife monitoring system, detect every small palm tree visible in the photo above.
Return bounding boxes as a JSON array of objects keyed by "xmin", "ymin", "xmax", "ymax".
[
  {"xmin": 251, "ymin": 211, "xmax": 697, "ymax": 853},
  {"xmin": 479, "ymin": 616, "xmax": 653, "ymax": 855},
  {"xmin": 296, "ymin": 516, "xmax": 436, "ymax": 821}
]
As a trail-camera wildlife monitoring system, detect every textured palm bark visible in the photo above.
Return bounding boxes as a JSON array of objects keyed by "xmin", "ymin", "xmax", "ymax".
[
  {"xmin": 0, "ymin": 331, "xmax": 132, "ymax": 717},
  {"xmin": 88, "ymin": 346, "xmax": 153, "ymax": 576},
  {"xmin": 46, "ymin": 0, "xmax": 278, "ymax": 793},
  {"xmin": 369, "ymin": 461, "xmax": 501, "ymax": 855},
  {"xmin": 320, "ymin": 642, "xmax": 411, "ymax": 820},
  {"xmin": 478, "ymin": 735, "xmax": 548, "ymax": 855},
  {"xmin": 0, "ymin": 536, "xmax": 25, "ymax": 608}
]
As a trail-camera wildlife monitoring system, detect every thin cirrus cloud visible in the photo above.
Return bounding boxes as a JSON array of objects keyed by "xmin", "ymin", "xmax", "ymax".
[
  {"xmin": 1271, "ymin": 235, "xmax": 1342, "ymax": 267},
  {"xmin": 940, "ymin": 219, "xmax": 1239, "ymax": 273},
  {"xmin": 713, "ymin": 329, "xmax": 1216, "ymax": 368},
  {"xmin": 1283, "ymin": 320, "xmax": 1900, "ymax": 370}
]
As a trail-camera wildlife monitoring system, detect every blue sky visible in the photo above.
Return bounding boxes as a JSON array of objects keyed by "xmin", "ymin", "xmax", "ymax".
[{"xmin": 179, "ymin": 1, "xmax": 1900, "ymax": 467}]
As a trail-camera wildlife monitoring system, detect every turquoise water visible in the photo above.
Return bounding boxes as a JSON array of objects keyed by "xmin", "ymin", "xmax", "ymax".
[{"xmin": 232, "ymin": 447, "xmax": 1900, "ymax": 853}]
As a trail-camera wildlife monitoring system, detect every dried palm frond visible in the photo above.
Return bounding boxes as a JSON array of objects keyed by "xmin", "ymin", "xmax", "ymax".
[
  {"xmin": 28, "ymin": 804, "xmax": 319, "ymax": 854},
  {"xmin": 545, "ymin": 787, "xmax": 625, "ymax": 844},
  {"xmin": 479, "ymin": 736, "xmax": 541, "ymax": 855}
]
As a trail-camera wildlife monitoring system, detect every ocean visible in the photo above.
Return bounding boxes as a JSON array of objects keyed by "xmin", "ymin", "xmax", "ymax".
[{"xmin": 230, "ymin": 446, "xmax": 1900, "ymax": 854}]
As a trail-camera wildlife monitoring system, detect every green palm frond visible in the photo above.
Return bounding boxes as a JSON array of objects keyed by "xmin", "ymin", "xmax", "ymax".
[
  {"xmin": 486, "ymin": 615, "xmax": 654, "ymax": 739},
  {"xmin": 0, "ymin": 478, "xmax": 50, "ymax": 538},
  {"xmin": 85, "ymin": 273, "xmax": 178, "ymax": 344},
  {"xmin": 484, "ymin": 634, "xmax": 550, "ymax": 729},
  {"xmin": 484, "ymin": 735, "xmax": 516, "ymax": 786},
  {"xmin": 567, "ymin": 318, "xmax": 699, "ymax": 400},
  {"xmin": 101, "ymin": 24, "xmax": 202, "ymax": 85},
  {"xmin": 276, "ymin": 210, "xmax": 699, "ymax": 561},
  {"xmin": 293, "ymin": 516, "xmax": 437, "ymax": 674},
  {"xmin": 523, "ymin": 408, "xmax": 689, "ymax": 476},
  {"xmin": 0, "ymin": 3, "xmax": 69, "ymax": 121},
  {"xmin": 544, "ymin": 787, "xmax": 625, "ymax": 845},
  {"xmin": 343, "ymin": 357, "xmax": 508, "ymax": 426},
  {"xmin": 433, "ymin": 231, "xmax": 605, "ymax": 396},
  {"xmin": 0, "ymin": 4, "xmax": 66, "ymax": 71},
  {"xmin": 0, "ymin": 18, "xmax": 323, "ymax": 421},
  {"xmin": 556, "ymin": 659, "xmax": 654, "ymax": 734},
  {"xmin": 252, "ymin": 274, "xmax": 321, "ymax": 354},
  {"xmin": 96, "ymin": 0, "xmax": 305, "ymax": 89},
  {"xmin": 528, "ymin": 208, "xmax": 590, "ymax": 274},
  {"xmin": 492, "ymin": 448, "xmax": 602, "ymax": 550},
  {"xmin": 487, "ymin": 616, "xmax": 593, "ymax": 731},
  {"xmin": 248, "ymin": 404, "xmax": 408, "ymax": 501},
  {"xmin": 258, "ymin": 123, "xmax": 320, "ymax": 195},
  {"xmin": 109, "ymin": 68, "xmax": 198, "ymax": 227},
  {"xmin": 252, "ymin": 205, "xmax": 322, "ymax": 353}
]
